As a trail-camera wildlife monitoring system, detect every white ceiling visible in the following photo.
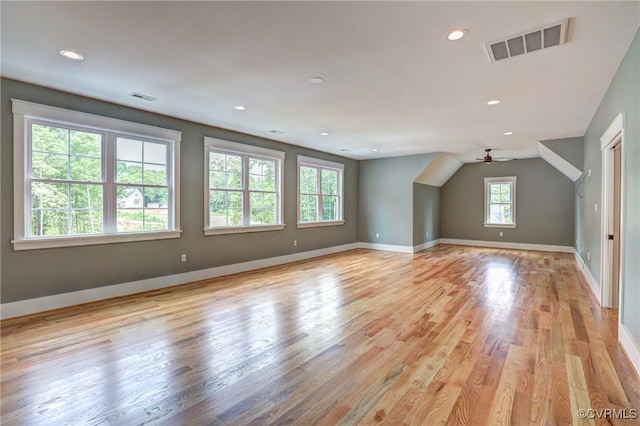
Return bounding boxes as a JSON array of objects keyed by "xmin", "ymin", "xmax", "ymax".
[{"xmin": 2, "ymin": 1, "xmax": 638, "ymax": 161}]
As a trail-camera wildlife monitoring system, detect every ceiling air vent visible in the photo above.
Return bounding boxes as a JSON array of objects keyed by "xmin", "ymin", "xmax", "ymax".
[
  {"xmin": 129, "ymin": 92, "xmax": 157, "ymax": 102},
  {"xmin": 485, "ymin": 18, "xmax": 570, "ymax": 63}
]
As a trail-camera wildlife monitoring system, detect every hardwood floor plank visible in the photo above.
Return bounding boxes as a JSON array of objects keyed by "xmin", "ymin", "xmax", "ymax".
[
  {"xmin": 2, "ymin": 246, "xmax": 639, "ymax": 425},
  {"xmin": 589, "ymin": 340, "xmax": 631, "ymax": 407},
  {"xmin": 446, "ymin": 353, "xmax": 493, "ymax": 425},
  {"xmin": 551, "ymin": 360, "xmax": 573, "ymax": 425},
  {"xmin": 567, "ymin": 353, "xmax": 595, "ymax": 426},
  {"xmin": 486, "ymin": 344, "xmax": 525, "ymax": 425}
]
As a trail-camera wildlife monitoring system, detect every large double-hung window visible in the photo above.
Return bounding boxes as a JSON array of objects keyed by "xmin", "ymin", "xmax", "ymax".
[
  {"xmin": 204, "ymin": 137, "xmax": 285, "ymax": 235},
  {"xmin": 297, "ymin": 156, "xmax": 344, "ymax": 227},
  {"xmin": 12, "ymin": 100, "xmax": 181, "ymax": 250}
]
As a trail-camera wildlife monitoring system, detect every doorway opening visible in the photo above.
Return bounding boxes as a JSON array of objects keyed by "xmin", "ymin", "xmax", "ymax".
[{"xmin": 600, "ymin": 113, "xmax": 625, "ymax": 313}]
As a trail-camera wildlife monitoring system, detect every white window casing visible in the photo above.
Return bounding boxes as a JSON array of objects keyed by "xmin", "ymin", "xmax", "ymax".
[
  {"xmin": 484, "ymin": 176, "xmax": 517, "ymax": 228},
  {"xmin": 204, "ymin": 137, "xmax": 285, "ymax": 235},
  {"xmin": 297, "ymin": 155, "xmax": 345, "ymax": 228},
  {"xmin": 12, "ymin": 99, "xmax": 182, "ymax": 250}
]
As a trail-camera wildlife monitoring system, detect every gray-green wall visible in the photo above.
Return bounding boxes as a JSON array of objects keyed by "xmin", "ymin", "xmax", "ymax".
[
  {"xmin": 1, "ymin": 78, "xmax": 359, "ymax": 303},
  {"xmin": 578, "ymin": 30, "xmax": 639, "ymax": 344},
  {"xmin": 440, "ymin": 158, "xmax": 575, "ymax": 246},
  {"xmin": 358, "ymin": 153, "xmax": 436, "ymax": 246},
  {"xmin": 540, "ymin": 137, "xmax": 584, "ymax": 171},
  {"xmin": 413, "ymin": 183, "xmax": 440, "ymax": 246},
  {"xmin": 3, "ymin": 28, "xmax": 638, "ymax": 353}
]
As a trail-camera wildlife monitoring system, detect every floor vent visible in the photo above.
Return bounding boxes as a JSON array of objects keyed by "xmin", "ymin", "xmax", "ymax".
[{"xmin": 485, "ymin": 18, "xmax": 570, "ymax": 63}]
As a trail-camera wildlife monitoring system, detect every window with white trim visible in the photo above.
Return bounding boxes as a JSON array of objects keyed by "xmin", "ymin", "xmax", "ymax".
[
  {"xmin": 12, "ymin": 99, "xmax": 181, "ymax": 250},
  {"xmin": 204, "ymin": 138, "xmax": 285, "ymax": 235},
  {"xmin": 297, "ymin": 156, "xmax": 344, "ymax": 227},
  {"xmin": 484, "ymin": 176, "xmax": 516, "ymax": 227}
]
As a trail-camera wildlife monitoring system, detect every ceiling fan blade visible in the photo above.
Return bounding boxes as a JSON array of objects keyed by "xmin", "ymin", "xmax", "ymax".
[{"xmin": 473, "ymin": 148, "xmax": 512, "ymax": 163}]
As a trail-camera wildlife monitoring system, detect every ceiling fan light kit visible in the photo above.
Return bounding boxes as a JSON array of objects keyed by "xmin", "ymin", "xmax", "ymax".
[{"xmin": 476, "ymin": 148, "xmax": 512, "ymax": 164}]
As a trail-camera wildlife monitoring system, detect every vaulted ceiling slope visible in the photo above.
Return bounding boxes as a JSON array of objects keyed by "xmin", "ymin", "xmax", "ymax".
[{"xmin": 1, "ymin": 1, "xmax": 638, "ymax": 160}]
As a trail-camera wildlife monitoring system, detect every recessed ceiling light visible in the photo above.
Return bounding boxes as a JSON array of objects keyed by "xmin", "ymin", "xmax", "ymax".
[
  {"xmin": 310, "ymin": 77, "xmax": 324, "ymax": 84},
  {"xmin": 503, "ymin": 131, "xmax": 514, "ymax": 136},
  {"xmin": 486, "ymin": 99, "xmax": 502, "ymax": 106},
  {"xmin": 233, "ymin": 105, "xmax": 246, "ymax": 111},
  {"xmin": 59, "ymin": 49, "xmax": 84, "ymax": 61},
  {"xmin": 320, "ymin": 132, "xmax": 329, "ymax": 136},
  {"xmin": 372, "ymin": 148, "xmax": 379, "ymax": 153},
  {"xmin": 446, "ymin": 29, "xmax": 468, "ymax": 41}
]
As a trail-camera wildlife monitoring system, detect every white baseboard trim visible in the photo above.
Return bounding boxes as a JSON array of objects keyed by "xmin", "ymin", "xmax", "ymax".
[
  {"xmin": 413, "ymin": 239, "xmax": 441, "ymax": 253},
  {"xmin": 0, "ymin": 243, "xmax": 359, "ymax": 320},
  {"xmin": 0, "ymin": 239, "xmax": 591, "ymax": 319},
  {"xmin": 619, "ymin": 323, "xmax": 640, "ymax": 378},
  {"xmin": 359, "ymin": 239, "xmax": 441, "ymax": 254},
  {"xmin": 359, "ymin": 240, "xmax": 440, "ymax": 253},
  {"xmin": 440, "ymin": 238, "xmax": 574, "ymax": 253},
  {"xmin": 574, "ymin": 250, "xmax": 601, "ymax": 305},
  {"xmin": 358, "ymin": 242, "xmax": 414, "ymax": 253}
]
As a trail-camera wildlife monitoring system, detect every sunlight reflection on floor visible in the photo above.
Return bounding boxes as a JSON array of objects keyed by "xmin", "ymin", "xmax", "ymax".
[
  {"xmin": 484, "ymin": 261, "xmax": 515, "ymax": 311},
  {"xmin": 296, "ymin": 272, "xmax": 344, "ymax": 336}
]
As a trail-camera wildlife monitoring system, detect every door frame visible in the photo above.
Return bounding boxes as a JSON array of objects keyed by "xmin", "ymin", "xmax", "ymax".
[{"xmin": 599, "ymin": 112, "xmax": 625, "ymax": 310}]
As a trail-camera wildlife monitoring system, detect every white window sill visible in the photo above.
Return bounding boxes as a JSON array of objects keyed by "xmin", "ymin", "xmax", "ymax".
[
  {"xmin": 297, "ymin": 220, "xmax": 345, "ymax": 229},
  {"xmin": 484, "ymin": 223, "xmax": 517, "ymax": 229},
  {"xmin": 12, "ymin": 230, "xmax": 182, "ymax": 251},
  {"xmin": 204, "ymin": 224, "xmax": 285, "ymax": 236}
]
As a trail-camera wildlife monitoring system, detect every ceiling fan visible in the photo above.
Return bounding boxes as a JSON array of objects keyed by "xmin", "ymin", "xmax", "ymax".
[{"xmin": 476, "ymin": 148, "xmax": 511, "ymax": 164}]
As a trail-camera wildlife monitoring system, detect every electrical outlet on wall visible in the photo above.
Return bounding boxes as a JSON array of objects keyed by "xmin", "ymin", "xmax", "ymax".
[
  {"xmin": 181, "ymin": 254, "xmax": 187, "ymax": 263},
  {"xmin": 375, "ymin": 233, "xmax": 380, "ymax": 238},
  {"xmin": 587, "ymin": 252, "xmax": 591, "ymax": 261},
  {"xmin": 426, "ymin": 231, "xmax": 429, "ymax": 238},
  {"xmin": 293, "ymin": 240, "xmax": 297, "ymax": 247},
  {"xmin": 499, "ymin": 231, "xmax": 504, "ymax": 237}
]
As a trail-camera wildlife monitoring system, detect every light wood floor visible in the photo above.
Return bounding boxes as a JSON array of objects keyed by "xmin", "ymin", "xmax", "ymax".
[{"xmin": 1, "ymin": 245, "xmax": 639, "ymax": 425}]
